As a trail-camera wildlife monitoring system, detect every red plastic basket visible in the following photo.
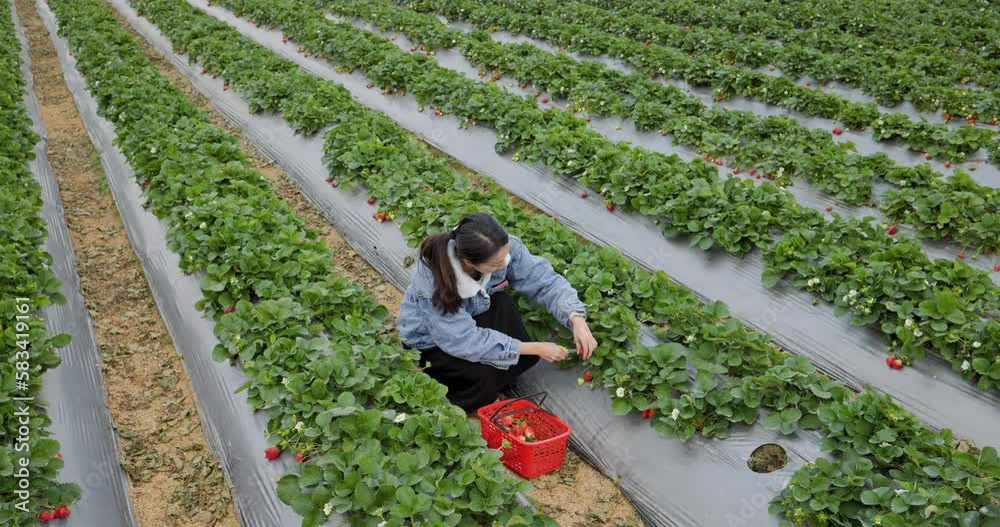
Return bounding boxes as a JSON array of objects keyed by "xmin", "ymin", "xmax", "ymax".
[{"xmin": 477, "ymin": 392, "xmax": 571, "ymax": 478}]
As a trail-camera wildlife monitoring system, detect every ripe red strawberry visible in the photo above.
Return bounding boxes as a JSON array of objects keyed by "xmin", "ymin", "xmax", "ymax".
[
  {"xmin": 887, "ymin": 225, "xmax": 897, "ymax": 235},
  {"xmin": 55, "ymin": 452, "xmax": 62, "ymax": 459},
  {"xmin": 944, "ymin": 160, "xmax": 951, "ymax": 168},
  {"xmin": 54, "ymin": 505, "xmax": 70, "ymax": 519},
  {"xmin": 367, "ymin": 197, "xmax": 375, "ymax": 205},
  {"xmin": 892, "ymin": 358, "xmax": 903, "ymax": 369},
  {"xmin": 419, "ymin": 45, "xmax": 425, "ymax": 51},
  {"xmin": 532, "ymin": 92, "xmax": 540, "ymax": 98},
  {"xmin": 755, "ymin": 174, "xmax": 761, "ymax": 180},
  {"xmin": 409, "ymin": 47, "xmax": 416, "ymax": 52},
  {"xmin": 379, "ymin": 212, "xmax": 388, "ymax": 221},
  {"xmin": 372, "ymin": 212, "xmax": 378, "ymax": 220},
  {"xmin": 885, "ymin": 356, "xmax": 894, "ymax": 367},
  {"xmin": 715, "ymin": 159, "xmax": 723, "ymax": 166},
  {"xmin": 580, "ymin": 192, "xmax": 588, "ymax": 199},
  {"xmin": 201, "ymin": 68, "xmax": 207, "ymax": 75},
  {"xmin": 732, "ymin": 168, "xmax": 740, "ymax": 175},
  {"xmin": 500, "ymin": 415, "xmax": 514, "ymax": 427},
  {"xmin": 605, "ymin": 203, "xmax": 614, "ymax": 212},
  {"xmin": 943, "ymin": 113, "xmax": 951, "ymax": 120},
  {"xmin": 957, "ymin": 252, "xmax": 966, "ymax": 259},
  {"xmin": 295, "ymin": 452, "xmax": 304, "ymax": 462},
  {"xmin": 264, "ymin": 446, "xmax": 280, "ymax": 460},
  {"xmin": 141, "ymin": 180, "xmax": 150, "ymax": 188},
  {"xmin": 641, "ymin": 409, "xmax": 655, "ymax": 419},
  {"xmin": 583, "ymin": 371, "xmax": 594, "ymax": 381},
  {"xmin": 860, "ymin": 126, "xmax": 866, "ymax": 131},
  {"xmin": 512, "ymin": 433, "xmax": 525, "ymax": 443},
  {"xmin": 991, "ymin": 118, "xmax": 997, "ymax": 126},
  {"xmin": 330, "ymin": 180, "xmax": 338, "ymax": 187},
  {"xmin": 825, "ymin": 206, "xmax": 832, "ymax": 212},
  {"xmin": 541, "ymin": 97, "xmax": 549, "ymax": 103},
  {"xmin": 805, "ymin": 82, "xmax": 811, "ymax": 87},
  {"xmin": 832, "ymin": 127, "xmax": 842, "ymax": 135},
  {"xmin": 224, "ymin": 305, "xmax": 234, "ymax": 314},
  {"xmin": 993, "ymin": 264, "xmax": 1000, "ymax": 272},
  {"xmin": 39, "ymin": 511, "xmax": 54, "ymax": 522},
  {"xmin": 748, "ymin": 168, "xmax": 756, "ymax": 175},
  {"xmin": 585, "ymin": 117, "xmax": 591, "ymax": 122},
  {"xmin": 925, "ymin": 154, "xmax": 932, "ymax": 160}
]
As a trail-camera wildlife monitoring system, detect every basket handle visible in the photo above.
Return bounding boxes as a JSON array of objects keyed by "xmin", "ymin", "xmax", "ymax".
[{"xmin": 489, "ymin": 391, "xmax": 548, "ymax": 426}]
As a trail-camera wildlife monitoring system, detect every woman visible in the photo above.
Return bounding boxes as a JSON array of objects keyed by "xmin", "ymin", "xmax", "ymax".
[{"xmin": 397, "ymin": 213, "xmax": 598, "ymax": 412}]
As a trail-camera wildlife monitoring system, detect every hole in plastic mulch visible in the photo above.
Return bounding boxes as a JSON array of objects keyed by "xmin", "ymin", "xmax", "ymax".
[{"xmin": 748, "ymin": 443, "xmax": 788, "ymax": 473}]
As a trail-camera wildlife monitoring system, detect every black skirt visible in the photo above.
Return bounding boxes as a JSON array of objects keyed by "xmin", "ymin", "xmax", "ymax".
[{"xmin": 416, "ymin": 291, "xmax": 540, "ymax": 412}]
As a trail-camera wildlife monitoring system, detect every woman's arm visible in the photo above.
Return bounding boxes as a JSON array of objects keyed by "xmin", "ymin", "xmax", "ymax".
[
  {"xmin": 505, "ymin": 236, "xmax": 587, "ymax": 327},
  {"xmin": 414, "ymin": 295, "xmax": 522, "ymax": 369},
  {"xmin": 505, "ymin": 236, "xmax": 598, "ymax": 358}
]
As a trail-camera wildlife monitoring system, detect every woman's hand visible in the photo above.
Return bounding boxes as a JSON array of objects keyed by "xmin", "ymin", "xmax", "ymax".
[
  {"xmin": 520, "ymin": 342, "xmax": 570, "ymax": 362},
  {"xmin": 571, "ymin": 315, "xmax": 598, "ymax": 360}
]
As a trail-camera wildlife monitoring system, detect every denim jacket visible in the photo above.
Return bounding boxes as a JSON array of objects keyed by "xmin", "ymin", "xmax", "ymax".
[{"xmin": 396, "ymin": 235, "xmax": 587, "ymax": 369}]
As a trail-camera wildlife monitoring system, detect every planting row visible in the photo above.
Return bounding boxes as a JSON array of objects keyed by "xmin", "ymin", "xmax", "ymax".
[
  {"xmin": 324, "ymin": 0, "xmax": 1000, "ymax": 252},
  {"xmin": 46, "ymin": 0, "xmax": 556, "ymax": 525},
  {"xmin": 194, "ymin": 0, "xmax": 1000, "ymax": 394},
  {"xmin": 590, "ymin": 0, "xmax": 1000, "ymax": 86},
  {"xmin": 127, "ymin": 0, "xmax": 1000, "ymax": 524},
  {"xmin": 575, "ymin": 0, "xmax": 1000, "ymax": 117},
  {"xmin": 389, "ymin": 0, "xmax": 1000, "ymax": 165},
  {"xmin": 0, "ymin": 2, "xmax": 79, "ymax": 524}
]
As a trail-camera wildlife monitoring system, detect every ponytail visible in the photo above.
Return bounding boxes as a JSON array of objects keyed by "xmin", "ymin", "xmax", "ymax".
[
  {"xmin": 420, "ymin": 213, "xmax": 508, "ymax": 314},
  {"xmin": 420, "ymin": 232, "xmax": 460, "ymax": 314}
]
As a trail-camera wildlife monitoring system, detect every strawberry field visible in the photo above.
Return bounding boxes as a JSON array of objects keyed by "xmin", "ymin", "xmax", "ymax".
[{"xmin": 5, "ymin": 0, "xmax": 1000, "ymax": 525}]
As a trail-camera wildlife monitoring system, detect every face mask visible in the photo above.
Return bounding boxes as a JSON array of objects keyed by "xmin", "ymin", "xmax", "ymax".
[{"xmin": 476, "ymin": 252, "xmax": 510, "ymax": 274}]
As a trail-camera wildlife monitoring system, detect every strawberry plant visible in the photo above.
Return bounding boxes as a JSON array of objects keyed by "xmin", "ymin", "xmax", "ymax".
[
  {"xmin": 118, "ymin": 0, "xmax": 1000, "ymax": 524},
  {"xmin": 326, "ymin": 0, "xmax": 1000, "ymax": 250},
  {"xmin": 0, "ymin": 6, "xmax": 80, "ymax": 525},
  {"xmin": 202, "ymin": 0, "xmax": 1000, "ymax": 389},
  {"xmin": 49, "ymin": 1, "xmax": 556, "ymax": 525}
]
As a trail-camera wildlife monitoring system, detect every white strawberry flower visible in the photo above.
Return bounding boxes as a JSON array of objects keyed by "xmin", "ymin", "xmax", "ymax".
[
  {"xmin": 615, "ymin": 387, "xmax": 626, "ymax": 398},
  {"xmin": 378, "ymin": 522, "xmax": 387, "ymax": 527},
  {"xmin": 904, "ymin": 318, "xmax": 914, "ymax": 328},
  {"xmin": 294, "ymin": 421, "xmax": 305, "ymax": 433},
  {"xmin": 670, "ymin": 408, "xmax": 680, "ymax": 420},
  {"xmin": 894, "ymin": 488, "xmax": 906, "ymax": 495},
  {"xmin": 393, "ymin": 413, "xmax": 407, "ymax": 423},
  {"xmin": 961, "ymin": 360, "xmax": 971, "ymax": 371},
  {"xmin": 281, "ymin": 377, "xmax": 290, "ymax": 387},
  {"xmin": 913, "ymin": 329, "xmax": 923, "ymax": 337},
  {"xmin": 972, "ymin": 341, "xmax": 981, "ymax": 348},
  {"xmin": 685, "ymin": 335, "xmax": 695, "ymax": 343},
  {"xmin": 323, "ymin": 502, "xmax": 333, "ymax": 516},
  {"xmin": 233, "ymin": 334, "xmax": 240, "ymax": 342},
  {"xmin": 199, "ymin": 222, "xmax": 207, "ymax": 229},
  {"xmin": 150, "ymin": 147, "xmax": 157, "ymax": 154},
  {"xmin": 184, "ymin": 212, "xmax": 193, "ymax": 219}
]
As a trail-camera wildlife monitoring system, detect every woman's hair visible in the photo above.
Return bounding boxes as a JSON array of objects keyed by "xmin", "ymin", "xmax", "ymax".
[{"xmin": 420, "ymin": 213, "xmax": 509, "ymax": 314}]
